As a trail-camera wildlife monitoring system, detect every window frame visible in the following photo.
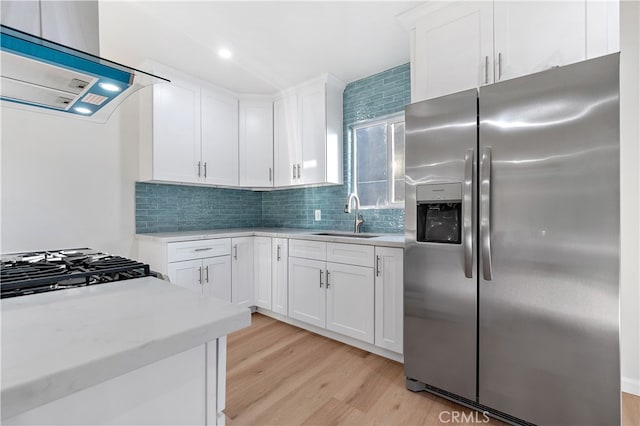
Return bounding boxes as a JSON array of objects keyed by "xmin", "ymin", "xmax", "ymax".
[{"xmin": 351, "ymin": 112, "xmax": 405, "ymax": 209}]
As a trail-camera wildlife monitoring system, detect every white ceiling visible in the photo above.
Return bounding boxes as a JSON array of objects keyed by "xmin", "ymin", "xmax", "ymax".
[{"xmin": 99, "ymin": 1, "xmax": 420, "ymax": 94}]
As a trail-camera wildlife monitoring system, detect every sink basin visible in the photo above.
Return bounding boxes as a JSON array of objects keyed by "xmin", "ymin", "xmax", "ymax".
[{"xmin": 311, "ymin": 232, "xmax": 380, "ymax": 239}]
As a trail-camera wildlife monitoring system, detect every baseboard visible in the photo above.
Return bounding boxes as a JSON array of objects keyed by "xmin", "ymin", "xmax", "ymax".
[
  {"xmin": 622, "ymin": 376, "xmax": 640, "ymax": 396},
  {"xmin": 255, "ymin": 308, "xmax": 404, "ymax": 363}
]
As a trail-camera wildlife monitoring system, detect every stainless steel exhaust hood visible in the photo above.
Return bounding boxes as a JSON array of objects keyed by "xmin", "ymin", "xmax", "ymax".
[{"xmin": 1, "ymin": 24, "xmax": 169, "ymax": 123}]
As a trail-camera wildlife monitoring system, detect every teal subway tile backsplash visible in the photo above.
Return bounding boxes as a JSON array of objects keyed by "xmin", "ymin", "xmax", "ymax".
[
  {"xmin": 136, "ymin": 182, "xmax": 261, "ymax": 233},
  {"xmin": 136, "ymin": 63, "xmax": 410, "ymax": 234}
]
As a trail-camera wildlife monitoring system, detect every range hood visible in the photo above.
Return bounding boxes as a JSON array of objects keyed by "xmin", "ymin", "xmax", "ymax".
[{"xmin": 0, "ymin": 24, "xmax": 169, "ymax": 123}]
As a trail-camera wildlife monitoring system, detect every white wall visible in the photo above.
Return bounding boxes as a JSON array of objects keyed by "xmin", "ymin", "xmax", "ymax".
[
  {"xmin": 0, "ymin": 91, "xmax": 142, "ymax": 258},
  {"xmin": 619, "ymin": 0, "xmax": 640, "ymax": 396}
]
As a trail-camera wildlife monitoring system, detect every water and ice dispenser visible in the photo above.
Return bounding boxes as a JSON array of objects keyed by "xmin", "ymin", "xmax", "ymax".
[{"xmin": 416, "ymin": 183, "xmax": 462, "ymax": 244}]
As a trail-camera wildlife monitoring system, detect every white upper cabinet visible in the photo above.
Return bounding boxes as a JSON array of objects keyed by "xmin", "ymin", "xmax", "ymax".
[
  {"xmin": 299, "ymin": 83, "xmax": 327, "ymax": 185},
  {"xmin": 151, "ymin": 80, "xmax": 201, "ymax": 183},
  {"xmin": 142, "ymin": 63, "xmax": 239, "ymax": 186},
  {"xmin": 413, "ymin": 2, "xmax": 493, "ymax": 101},
  {"xmin": 493, "ymin": 1, "xmax": 586, "ymax": 82},
  {"xmin": 239, "ymin": 99, "xmax": 274, "ymax": 188},
  {"xmin": 273, "ymin": 93, "xmax": 299, "ymax": 187},
  {"xmin": 142, "ymin": 64, "xmax": 343, "ymax": 190},
  {"xmin": 403, "ymin": 1, "xmax": 620, "ymax": 102},
  {"xmin": 201, "ymin": 89, "xmax": 239, "ymax": 186},
  {"xmin": 273, "ymin": 75, "xmax": 344, "ymax": 188}
]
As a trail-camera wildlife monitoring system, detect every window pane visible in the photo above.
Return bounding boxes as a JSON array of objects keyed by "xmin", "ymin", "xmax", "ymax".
[
  {"xmin": 391, "ymin": 122, "xmax": 405, "ymax": 203},
  {"xmin": 358, "ymin": 181, "xmax": 388, "ymax": 207},
  {"xmin": 356, "ymin": 124, "xmax": 387, "ymax": 182}
]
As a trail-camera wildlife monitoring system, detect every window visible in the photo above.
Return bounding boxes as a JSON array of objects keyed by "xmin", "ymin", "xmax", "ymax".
[{"xmin": 352, "ymin": 114, "xmax": 405, "ymax": 208}]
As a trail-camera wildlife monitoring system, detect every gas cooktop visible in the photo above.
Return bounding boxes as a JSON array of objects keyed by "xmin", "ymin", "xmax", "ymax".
[{"xmin": 0, "ymin": 248, "xmax": 159, "ymax": 298}]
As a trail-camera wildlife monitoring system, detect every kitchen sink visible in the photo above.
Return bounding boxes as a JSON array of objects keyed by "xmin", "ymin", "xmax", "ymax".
[{"xmin": 311, "ymin": 232, "xmax": 380, "ymax": 239}]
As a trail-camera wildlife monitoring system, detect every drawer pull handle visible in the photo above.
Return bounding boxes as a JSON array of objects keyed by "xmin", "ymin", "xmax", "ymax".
[
  {"xmin": 277, "ymin": 245, "xmax": 281, "ymax": 261},
  {"xmin": 198, "ymin": 267, "xmax": 203, "ymax": 284},
  {"xmin": 376, "ymin": 255, "xmax": 381, "ymax": 277},
  {"xmin": 319, "ymin": 270, "xmax": 324, "ymax": 288},
  {"xmin": 326, "ymin": 270, "xmax": 330, "ymax": 288},
  {"xmin": 234, "ymin": 245, "xmax": 238, "ymax": 260},
  {"xmin": 194, "ymin": 248, "xmax": 213, "ymax": 252}
]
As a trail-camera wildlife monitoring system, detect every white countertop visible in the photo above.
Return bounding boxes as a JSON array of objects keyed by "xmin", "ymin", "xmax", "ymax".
[
  {"xmin": 1, "ymin": 277, "xmax": 250, "ymax": 419},
  {"xmin": 136, "ymin": 227, "xmax": 404, "ymax": 248}
]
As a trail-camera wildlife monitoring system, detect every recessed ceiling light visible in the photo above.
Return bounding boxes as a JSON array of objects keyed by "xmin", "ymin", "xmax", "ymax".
[
  {"xmin": 99, "ymin": 82, "xmax": 122, "ymax": 92},
  {"xmin": 218, "ymin": 48, "xmax": 232, "ymax": 59},
  {"xmin": 74, "ymin": 107, "xmax": 92, "ymax": 114}
]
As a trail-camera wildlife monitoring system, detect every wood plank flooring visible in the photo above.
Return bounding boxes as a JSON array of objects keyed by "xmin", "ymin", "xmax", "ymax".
[{"xmin": 226, "ymin": 313, "xmax": 640, "ymax": 426}]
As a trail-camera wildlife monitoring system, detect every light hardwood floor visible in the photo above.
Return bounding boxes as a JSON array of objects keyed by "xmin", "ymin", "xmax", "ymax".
[{"xmin": 226, "ymin": 313, "xmax": 640, "ymax": 426}]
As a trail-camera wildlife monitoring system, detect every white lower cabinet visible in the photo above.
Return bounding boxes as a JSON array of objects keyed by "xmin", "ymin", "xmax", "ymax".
[
  {"xmin": 203, "ymin": 256, "xmax": 232, "ymax": 302},
  {"xmin": 167, "ymin": 258, "xmax": 231, "ymax": 301},
  {"xmin": 166, "ymin": 254, "xmax": 231, "ymax": 302},
  {"xmin": 288, "ymin": 257, "xmax": 327, "ymax": 328},
  {"xmin": 231, "ymin": 237, "xmax": 254, "ymax": 309},
  {"xmin": 272, "ymin": 238, "xmax": 289, "ymax": 315},
  {"xmin": 139, "ymin": 234, "xmax": 404, "ymax": 357},
  {"xmin": 325, "ymin": 262, "xmax": 374, "ymax": 344},
  {"xmin": 288, "ymin": 241, "xmax": 376, "ymax": 345},
  {"xmin": 254, "ymin": 236, "xmax": 272, "ymax": 310},
  {"xmin": 374, "ymin": 247, "xmax": 404, "ymax": 353}
]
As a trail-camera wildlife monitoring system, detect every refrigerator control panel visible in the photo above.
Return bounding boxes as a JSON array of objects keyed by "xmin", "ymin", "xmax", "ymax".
[{"xmin": 416, "ymin": 182, "xmax": 461, "ymax": 203}]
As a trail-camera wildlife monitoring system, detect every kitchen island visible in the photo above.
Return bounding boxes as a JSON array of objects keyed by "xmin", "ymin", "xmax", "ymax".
[{"xmin": 1, "ymin": 277, "xmax": 250, "ymax": 425}]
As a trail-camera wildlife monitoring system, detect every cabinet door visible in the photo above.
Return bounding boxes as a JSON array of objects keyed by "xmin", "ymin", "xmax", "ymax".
[
  {"xmin": 253, "ymin": 237, "xmax": 272, "ymax": 310},
  {"xmin": 299, "ymin": 83, "xmax": 326, "ymax": 185},
  {"xmin": 203, "ymin": 256, "xmax": 232, "ymax": 303},
  {"xmin": 239, "ymin": 101, "xmax": 274, "ymax": 187},
  {"xmin": 494, "ymin": 1, "xmax": 586, "ymax": 82},
  {"xmin": 152, "ymin": 82, "xmax": 200, "ymax": 183},
  {"xmin": 201, "ymin": 90, "xmax": 239, "ymax": 186},
  {"xmin": 374, "ymin": 247, "xmax": 404, "ymax": 353},
  {"xmin": 273, "ymin": 94, "xmax": 300, "ymax": 187},
  {"xmin": 413, "ymin": 2, "xmax": 493, "ymax": 101},
  {"xmin": 272, "ymin": 238, "xmax": 289, "ymax": 315},
  {"xmin": 325, "ymin": 262, "xmax": 374, "ymax": 344},
  {"xmin": 167, "ymin": 259, "xmax": 204, "ymax": 294},
  {"xmin": 288, "ymin": 257, "xmax": 326, "ymax": 328},
  {"xmin": 231, "ymin": 237, "xmax": 254, "ymax": 309}
]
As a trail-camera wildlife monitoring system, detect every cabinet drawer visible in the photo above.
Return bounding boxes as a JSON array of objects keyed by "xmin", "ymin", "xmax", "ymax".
[
  {"xmin": 289, "ymin": 239, "xmax": 326, "ymax": 261},
  {"xmin": 327, "ymin": 243, "xmax": 374, "ymax": 268},
  {"xmin": 168, "ymin": 239, "xmax": 231, "ymax": 262}
]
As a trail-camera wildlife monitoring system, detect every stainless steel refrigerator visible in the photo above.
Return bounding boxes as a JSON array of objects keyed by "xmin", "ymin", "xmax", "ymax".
[{"xmin": 404, "ymin": 53, "xmax": 620, "ymax": 425}]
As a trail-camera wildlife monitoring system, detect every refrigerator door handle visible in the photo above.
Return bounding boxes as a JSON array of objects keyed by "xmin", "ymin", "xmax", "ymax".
[
  {"xmin": 480, "ymin": 147, "xmax": 493, "ymax": 280},
  {"xmin": 463, "ymin": 149, "xmax": 474, "ymax": 278}
]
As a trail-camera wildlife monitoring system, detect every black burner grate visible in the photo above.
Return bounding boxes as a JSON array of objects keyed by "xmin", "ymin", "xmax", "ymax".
[{"xmin": 0, "ymin": 249, "xmax": 156, "ymax": 298}]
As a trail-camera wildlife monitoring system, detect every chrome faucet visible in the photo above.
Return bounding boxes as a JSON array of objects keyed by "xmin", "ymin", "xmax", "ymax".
[{"xmin": 344, "ymin": 193, "xmax": 365, "ymax": 233}]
